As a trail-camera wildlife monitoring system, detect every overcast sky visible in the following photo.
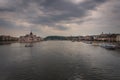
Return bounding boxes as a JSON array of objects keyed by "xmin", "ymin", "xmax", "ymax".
[{"xmin": 0, "ymin": 0, "xmax": 120, "ymax": 37}]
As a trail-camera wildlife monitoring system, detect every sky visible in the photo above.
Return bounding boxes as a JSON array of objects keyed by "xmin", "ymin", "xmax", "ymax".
[{"xmin": 0, "ymin": 0, "xmax": 120, "ymax": 37}]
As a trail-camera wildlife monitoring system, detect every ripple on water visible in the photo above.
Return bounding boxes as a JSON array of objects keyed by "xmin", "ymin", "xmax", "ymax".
[{"xmin": 0, "ymin": 41, "xmax": 120, "ymax": 80}]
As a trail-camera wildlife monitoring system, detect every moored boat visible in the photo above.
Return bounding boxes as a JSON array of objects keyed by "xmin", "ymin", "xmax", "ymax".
[
  {"xmin": 100, "ymin": 43, "xmax": 116, "ymax": 50},
  {"xmin": 25, "ymin": 43, "xmax": 33, "ymax": 47}
]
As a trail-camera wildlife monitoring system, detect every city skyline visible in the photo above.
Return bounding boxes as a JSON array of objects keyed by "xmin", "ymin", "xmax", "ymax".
[{"xmin": 0, "ymin": 0, "xmax": 120, "ymax": 37}]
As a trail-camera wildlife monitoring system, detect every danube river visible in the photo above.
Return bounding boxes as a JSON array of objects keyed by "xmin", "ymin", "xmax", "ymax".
[{"xmin": 0, "ymin": 41, "xmax": 120, "ymax": 80}]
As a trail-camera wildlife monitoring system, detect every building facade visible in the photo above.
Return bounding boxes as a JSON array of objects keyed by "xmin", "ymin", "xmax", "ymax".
[
  {"xmin": 96, "ymin": 33, "xmax": 117, "ymax": 42},
  {"xmin": 0, "ymin": 35, "xmax": 18, "ymax": 41},
  {"xmin": 84, "ymin": 36, "xmax": 94, "ymax": 41},
  {"xmin": 116, "ymin": 34, "xmax": 120, "ymax": 42},
  {"xmin": 19, "ymin": 32, "xmax": 42, "ymax": 43}
]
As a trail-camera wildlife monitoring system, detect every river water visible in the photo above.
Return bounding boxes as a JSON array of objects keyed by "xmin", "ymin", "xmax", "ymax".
[{"xmin": 0, "ymin": 41, "xmax": 120, "ymax": 80}]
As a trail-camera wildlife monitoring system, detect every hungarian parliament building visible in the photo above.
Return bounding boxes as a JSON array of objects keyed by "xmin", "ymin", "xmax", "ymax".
[{"xmin": 19, "ymin": 32, "xmax": 42, "ymax": 43}]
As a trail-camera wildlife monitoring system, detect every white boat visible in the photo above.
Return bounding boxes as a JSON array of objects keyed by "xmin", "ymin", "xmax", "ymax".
[{"xmin": 100, "ymin": 43, "xmax": 116, "ymax": 50}]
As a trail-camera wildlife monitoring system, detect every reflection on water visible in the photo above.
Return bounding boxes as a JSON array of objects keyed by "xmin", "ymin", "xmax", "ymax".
[
  {"xmin": 0, "ymin": 41, "xmax": 120, "ymax": 80},
  {"xmin": 0, "ymin": 42, "xmax": 12, "ymax": 45}
]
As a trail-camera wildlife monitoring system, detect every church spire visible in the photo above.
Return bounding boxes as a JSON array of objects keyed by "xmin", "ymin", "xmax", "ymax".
[{"xmin": 30, "ymin": 31, "xmax": 33, "ymax": 35}]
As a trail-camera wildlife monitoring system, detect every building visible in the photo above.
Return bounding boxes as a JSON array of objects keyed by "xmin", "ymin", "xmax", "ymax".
[
  {"xmin": 116, "ymin": 34, "xmax": 120, "ymax": 42},
  {"xmin": 92, "ymin": 35, "xmax": 99, "ymax": 41},
  {"xmin": 19, "ymin": 32, "xmax": 42, "ymax": 43},
  {"xmin": 0, "ymin": 35, "xmax": 18, "ymax": 41},
  {"xmin": 96, "ymin": 33, "xmax": 117, "ymax": 42},
  {"xmin": 84, "ymin": 36, "xmax": 94, "ymax": 41}
]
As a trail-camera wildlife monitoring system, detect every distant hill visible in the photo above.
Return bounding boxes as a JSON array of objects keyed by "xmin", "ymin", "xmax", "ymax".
[
  {"xmin": 44, "ymin": 36, "xmax": 82, "ymax": 41},
  {"xmin": 44, "ymin": 36, "xmax": 68, "ymax": 40}
]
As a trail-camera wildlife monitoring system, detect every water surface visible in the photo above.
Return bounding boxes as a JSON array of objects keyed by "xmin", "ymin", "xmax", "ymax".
[{"xmin": 0, "ymin": 41, "xmax": 120, "ymax": 80}]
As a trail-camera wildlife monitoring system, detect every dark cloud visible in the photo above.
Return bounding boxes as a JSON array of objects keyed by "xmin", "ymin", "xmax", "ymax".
[
  {"xmin": 0, "ymin": 18, "xmax": 29, "ymax": 31},
  {"xmin": 0, "ymin": 7, "xmax": 15, "ymax": 12},
  {"xmin": 53, "ymin": 25, "xmax": 69, "ymax": 31},
  {"xmin": 31, "ymin": 0, "xmax": 107, "ymax": 23},
  {"xmin": 80, "ymin": 0, "xmax": 106, "ymax": 9},
  {"xmin": 2, "ymin": 0, "xmax": 107, "ymax": 22},
  {"xmin": 2, "ymin": 0, "xmax": 118, "ymax": 36},
  {"xmin": 0, "ymin": 19, "xmax": 14, "ymax": 28},
  {"xmin": 23, "ymin": 0, "xmax": 108, "ymax": 30}
]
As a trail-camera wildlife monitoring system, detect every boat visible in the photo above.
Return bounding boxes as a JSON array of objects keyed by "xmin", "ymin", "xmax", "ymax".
[
  {"xmin": 85, "ymin": 41, "xmax": 92, "ymax": 44},
  {"xmin": 25, "ymin": 43, "xmax": 33, "ymax": 47},
  {"xmin": 100, "ymin": 43, "xmax": 116, "ymax": 50}
]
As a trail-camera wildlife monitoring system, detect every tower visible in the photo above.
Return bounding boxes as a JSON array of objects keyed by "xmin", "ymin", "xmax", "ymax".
[{"xmin": 30, "ymin": 31, "xmax": 33, "ymax": 35}]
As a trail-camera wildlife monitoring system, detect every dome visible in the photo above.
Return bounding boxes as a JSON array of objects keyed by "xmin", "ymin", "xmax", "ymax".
[{"xmin": 30, "ymin": 31, "xmax": 33, "ymax": 35}]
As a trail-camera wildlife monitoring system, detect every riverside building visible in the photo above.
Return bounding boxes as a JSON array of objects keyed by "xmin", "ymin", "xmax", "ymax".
[{"xmin": 19, "ymin": 31, "xmax": 42, "ymax": 43}]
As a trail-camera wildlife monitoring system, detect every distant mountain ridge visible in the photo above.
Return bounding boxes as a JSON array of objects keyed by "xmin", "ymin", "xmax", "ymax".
[
  {"xmin": 44, "ymin": 36, "xmax": 67, "ymax": 40},
  {"xmin": 44, "ymin": 36, "xmax": 82, "ymax": 41}
]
